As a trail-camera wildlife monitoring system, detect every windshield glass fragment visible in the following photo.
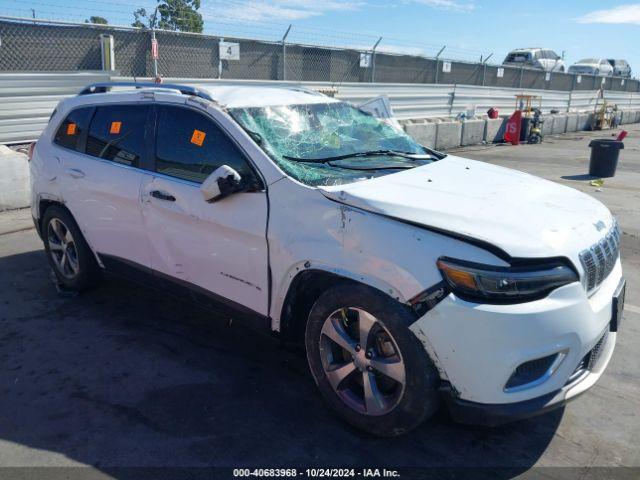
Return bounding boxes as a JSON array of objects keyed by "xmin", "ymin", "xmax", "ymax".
[{"xmin": 230, "ymin": 101, "xmax": 437, "ymax": 187}]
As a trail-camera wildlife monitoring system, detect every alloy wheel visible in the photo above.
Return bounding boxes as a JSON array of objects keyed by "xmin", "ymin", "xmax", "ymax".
[
  {"xmin": 319, "ymin": 307, "xmax": 406, "ymax": 416},
  {"xmin": 47, "ymin": 218, "xmax": 80, "ymax": 279}
]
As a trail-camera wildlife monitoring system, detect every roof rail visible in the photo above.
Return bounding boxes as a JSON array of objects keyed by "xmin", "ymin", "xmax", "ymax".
[{"xmin": 78, "ymin": 82, "xmax": 214, "ymax": 102}]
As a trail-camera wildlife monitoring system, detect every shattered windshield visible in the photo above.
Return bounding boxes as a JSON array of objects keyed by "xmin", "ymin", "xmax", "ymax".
[{"xmin": 229, "ymin": 101, "xmax": 436, "ymax": 187}]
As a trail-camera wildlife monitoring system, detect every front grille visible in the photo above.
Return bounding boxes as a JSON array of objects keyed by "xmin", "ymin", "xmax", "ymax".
[
  {"xmin": 579, "ymin": 220, "xmax": 620, "ymax": 293},
  {"xmin": 567, "ymin": 330, "xmax": 608, "ymax": 384}
]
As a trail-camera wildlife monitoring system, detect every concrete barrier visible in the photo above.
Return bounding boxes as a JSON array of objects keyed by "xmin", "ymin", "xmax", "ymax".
[
  {"xmin": 566, "ymin": 114, "xmax": 578, "ymax": 132},
  {"xmin": 435, "ymin": 121, "xmax": 462, "ymax": 150},
  {"xmin": 461, "ymin": 119, "xmax": 485, "ymax": 146},
  {"xmin": 577, "ymin": 113, "xmax": 592, "ymax": 131},
  {"xmin": 484, "ymin": 117, "xmax": 506, "ymax": 143},
  {"xmin": 635, "ymin": 110, "xmax": 640, "ymax": 123},
  {"xmin": 0, "ymin": 146, "xmax": 30, "ymax": 211},
  {"xmin": 552, "ymin": 115, "xmax": 567, "ymax": 134},
  {"xmin": 541, "ymin": 115, "xmax": 554, "ymax": 136},
  {"xmin": 621, "ymin": 110, "xmax": 633, "ymax": 125},
  {"xmin": 404, "ymin": 120, "xmax": 436, "ymax": 148}
]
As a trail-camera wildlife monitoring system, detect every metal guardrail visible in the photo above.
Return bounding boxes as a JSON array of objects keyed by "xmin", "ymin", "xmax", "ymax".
[
  {"xmin": 0, "ymin": 72, "xmax": 111, "ymax": 144},
  {"xmin": 452, "ymin": 85, "xmax": 571, "ymax": 117},
  {"xmin": 0, "ymin": 73, "xmax": 638, "ymax": 144}
]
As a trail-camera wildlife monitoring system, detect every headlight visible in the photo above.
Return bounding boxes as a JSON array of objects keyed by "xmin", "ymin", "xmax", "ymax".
[{"xmin": 437, "ymin": 257, "xmax": 578, "ymax": 303}]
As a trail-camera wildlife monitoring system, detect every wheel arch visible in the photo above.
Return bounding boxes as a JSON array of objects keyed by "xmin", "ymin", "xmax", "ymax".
[
  {"xmin": 37, "ymin": 197, "xmax": 67, "ymax": 239},
  {"xmin": 38, "ymin": 198, "xmax": 102, "ymax": 267},
  {"xmin": 277, "ymin": 265, "xmax": 409, "ymax": 344}
]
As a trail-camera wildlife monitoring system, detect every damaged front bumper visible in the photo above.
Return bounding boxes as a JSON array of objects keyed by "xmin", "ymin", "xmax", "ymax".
[
  {"xmin": 409, "ymin": 259, "xmax": 622, "ymax": 425},
  {"xmin": 440, "ymin": 329, "xmax": 616, "ymax": 426}
]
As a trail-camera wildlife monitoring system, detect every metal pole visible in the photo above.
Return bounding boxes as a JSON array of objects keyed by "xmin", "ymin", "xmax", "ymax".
[
  {"xmin": 519, "ymin": 66, "xmax": 523, "ymax": 89},
  {"xmin": 218, "ymin": 37, "xmax": 225, "ymax": 79},
  {"xmin": 371, "ymin": 36, "xmax": 382, "ymax": 83},
  {"xmin": 449, "ymin": 84, "xmax": 456, "ymax": 116},
  {"xmin": 481, "ymin": 53, "xmax": 493, "ymax": 87},
  {"xmin": 434, "ymin": 45, "xmax": 446, "ymax": 84},
  {"xmin": 151, "ymin": 8, "xmax": 158, "ymax": 79},
  {"xmin": 281, "ymin": 24, "xmax": 291, "ymax": 81}
]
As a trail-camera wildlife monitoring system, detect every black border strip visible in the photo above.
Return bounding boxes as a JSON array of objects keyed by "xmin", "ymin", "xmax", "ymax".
[{"xmin": 98, "ymin": 254, "xmax": 271, "ymax": 334}]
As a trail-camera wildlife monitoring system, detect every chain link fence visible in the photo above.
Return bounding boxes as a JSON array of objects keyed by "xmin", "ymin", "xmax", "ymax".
[{"xmin": 1, "ymin": 17, "xmax": 639, "ymax": 92}]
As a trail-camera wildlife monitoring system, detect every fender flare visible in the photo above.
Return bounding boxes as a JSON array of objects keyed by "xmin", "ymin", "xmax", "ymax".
[{"xmin": 271, "ymin": 260, "xmax": 408, "ymax": 331}]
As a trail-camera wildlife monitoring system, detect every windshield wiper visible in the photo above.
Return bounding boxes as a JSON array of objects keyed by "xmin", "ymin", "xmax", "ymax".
[
  {"xmin": 324, "ymin": 163, "xmax": 417, "ymax": 171},
  {"xmin": 282, "ymin": 149, "xmax": 434, "ymax": 163}
]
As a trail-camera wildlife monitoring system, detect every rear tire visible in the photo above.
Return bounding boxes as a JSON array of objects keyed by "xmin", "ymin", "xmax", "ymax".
[
  {"xmin": 42, "ymin": 205, "xmax": 99, "ymax": 291},
  {"xmin": 305, "ymin": 283, "xmax": 440, "ymax": 436}
]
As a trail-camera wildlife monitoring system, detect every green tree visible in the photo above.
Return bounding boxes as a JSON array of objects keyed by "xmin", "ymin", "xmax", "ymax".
[
  {"xmin": 132, "ymin": 0, "xmax": 203, "ymax": 33},
  {"xmin": 131, "ymin": 8, "xmax": 156, "ymax": 29},
  {"xmin": 85, "ymin": 16, "xmax": 108, "ymax": 25}
]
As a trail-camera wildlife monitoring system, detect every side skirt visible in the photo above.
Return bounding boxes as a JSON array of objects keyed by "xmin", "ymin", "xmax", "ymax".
[{"xmin": 98, "ymin": 254, "xmax": 272, "ymax": 335}]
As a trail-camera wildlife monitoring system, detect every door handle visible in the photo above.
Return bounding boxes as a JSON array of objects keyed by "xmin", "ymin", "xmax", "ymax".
[
  {"xmin": 65, "ymin": 168, "xmax": 85, "ymax": 179},
  {"xmin": 150, "ymin": 190, "xmax": 176, "ymax": 202}
]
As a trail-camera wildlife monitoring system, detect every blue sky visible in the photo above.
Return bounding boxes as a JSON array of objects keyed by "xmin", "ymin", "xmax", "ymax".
[{"xmin": 1, "ymin": 0, "xmax": 639, "ymax": 71}]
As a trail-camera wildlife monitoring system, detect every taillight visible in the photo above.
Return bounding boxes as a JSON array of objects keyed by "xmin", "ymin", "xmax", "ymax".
[{"xmin": 27, "ymin": 142, "xmax": 36, "ymax": 162}]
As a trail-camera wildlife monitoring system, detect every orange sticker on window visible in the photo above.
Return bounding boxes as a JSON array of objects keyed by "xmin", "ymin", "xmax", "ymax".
[
  {"xmin": 110, "ymin": 121, "xmax": 122, "ymax": 134},
  {"xmin": 66, "ymin": 123, "xmax": 77, "ymax": 135},
  {"xmin": 190, "ymin": 129, "xmax": 206, "ymax": 146}
]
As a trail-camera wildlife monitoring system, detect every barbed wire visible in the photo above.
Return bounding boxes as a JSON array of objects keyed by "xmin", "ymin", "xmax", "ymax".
[{"xmin": 0, "ymin": 0, "xmax": 511, "ymax": 63}]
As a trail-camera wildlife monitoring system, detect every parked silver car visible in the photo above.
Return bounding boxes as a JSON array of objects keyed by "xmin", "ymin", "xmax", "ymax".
[
  {"xmin": 569, "ymin": 59, "xmax": 614, "ymax": 76},
  {"xmin": 607, "ymin": 59, "xmax": 632, "ymax": 78},
  {"xmin": 503, "ymin": 48, "xmax": 565, "ymax": 72}
]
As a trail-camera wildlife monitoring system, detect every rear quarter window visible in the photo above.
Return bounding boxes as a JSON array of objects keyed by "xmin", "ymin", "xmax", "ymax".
[{"xmin": 53, "ymin": 107, "xmax": 93, "ymax": 152}]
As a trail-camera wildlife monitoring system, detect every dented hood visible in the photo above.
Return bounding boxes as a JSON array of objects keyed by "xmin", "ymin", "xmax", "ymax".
[{"xmin": 318, "ymin": 156, "xmax": 613, "ymax": 259}]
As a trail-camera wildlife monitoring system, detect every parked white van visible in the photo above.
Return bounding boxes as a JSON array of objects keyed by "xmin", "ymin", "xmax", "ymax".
[{"xmin": 29, "ymin": 82, "xmax": 624, "ymax": 436}]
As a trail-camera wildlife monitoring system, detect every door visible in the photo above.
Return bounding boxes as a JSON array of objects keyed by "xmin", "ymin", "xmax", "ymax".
[
  {"xmin": 140, "ymin": 103, "xmax": 269, "ymax": 316},
  {"xmin": 56, "ymin": 103, "xmax": 154, "ymax": 271}
]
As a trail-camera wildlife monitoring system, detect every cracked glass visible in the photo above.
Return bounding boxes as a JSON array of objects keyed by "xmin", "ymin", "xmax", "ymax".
[{"xmin": 229, "ymin": 102, "xmax": 433, "ymax": 187}]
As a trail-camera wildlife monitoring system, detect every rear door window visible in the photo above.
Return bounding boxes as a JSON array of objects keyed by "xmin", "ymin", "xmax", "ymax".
[
  {"xmin": 154, "ymin": 105, "xmax": 256, "ymax": 184},
  {"xmin": 54, "ymin": 107, "xmax": 93, "ymax": 152},
  {"xmin": 85, "ymin": 104, "xmax": 150, "ymax": 168}
]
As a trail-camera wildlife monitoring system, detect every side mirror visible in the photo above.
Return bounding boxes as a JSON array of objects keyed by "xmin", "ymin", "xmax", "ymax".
[{"xmin": 200, "ymin": 165, "xmax": 243, "ymax": 203}]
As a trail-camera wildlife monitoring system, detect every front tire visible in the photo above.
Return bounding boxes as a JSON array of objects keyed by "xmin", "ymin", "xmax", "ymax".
[
  {"xmin": 42, "ymin": 205, "xmax": 99, "ymax": 291},
  {"xmin": 305, "ymin": 283, "xmax": 440, "ymax": 436}
]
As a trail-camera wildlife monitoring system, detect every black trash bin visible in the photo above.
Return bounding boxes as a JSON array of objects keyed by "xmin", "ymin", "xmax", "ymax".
[
  {"xmin": 520, "ymin": 117, "xmax": 531, "ymax": 142},
  {"xmin": 588, "ymin": 139, "xmax": 624, "ymax": 178}
]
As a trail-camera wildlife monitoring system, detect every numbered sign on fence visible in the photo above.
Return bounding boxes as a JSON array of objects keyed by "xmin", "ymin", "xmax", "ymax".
[
  {"xmin": 497, "ymin": 67, "xmax": 504, "ymax": 78},
  {"xmin": 545, "ymin": 72, "xmax": 551, "ymax": 81},
  {"xmin": 359, "ymin": 53, "xmax": 372, "ymax": 68},
  {"xmin": 219, "ymin": 42, "xmax": 240, "ymax": 61},
  {"xmin": 442, "ymin": 61, "xmax": 451, "ymax": 73},
  {"xmin": 576, "ymin": 75, "xmax": 582, "ymax": 84}
]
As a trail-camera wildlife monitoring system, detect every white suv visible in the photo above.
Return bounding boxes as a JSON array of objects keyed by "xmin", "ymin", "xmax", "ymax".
[
  {"xmin": 503, "ymin": 48, "xmax": 565, "ymax": 72},
  {"xmin": 29, "ymin": 82, "xmax": 625, "ymax": 436}
]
